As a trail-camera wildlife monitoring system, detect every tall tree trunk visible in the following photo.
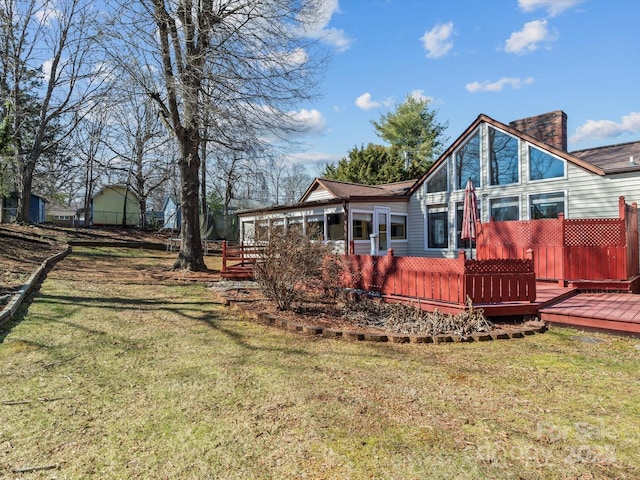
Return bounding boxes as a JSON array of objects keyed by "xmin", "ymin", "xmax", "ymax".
[
  {"xmin": 200, "ymin": 136, "xmax": 207, "ymax": 215},
  {"xmin": 174, "ymin": 130, "xmax": 205, "ymax": 271},
  {"xmin": 16, "ymin": 154, "xmax": 35, "ymax": 223}
]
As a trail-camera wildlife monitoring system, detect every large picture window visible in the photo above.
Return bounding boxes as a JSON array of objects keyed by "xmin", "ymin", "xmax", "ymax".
[
  {"xmin": 529, "ymin": 146, "xmax": 565, "ymax": 181},
  {"xmin": 327, "ymin": 213, "xmax": 344, "ymax": 240},
  {"xmin": 530, "ymin": 192, "xmax": 565, "ymax": 219},
  {"xmin": 427, "ymin": 207, "xmax": 448, "ymax": 249},
  {"xmin": 352, "ymin": 212, "xmax": 372, "ymax": 240},
  {"xmin": 455, "ymin": 131, "xmax": 480, "ymax": 190},
  {"xmin": 287, "ymin": 217, "xmax": 303, "ymax": 235},
  {"xmin": 488, "ymin": 127, "xmax": 519, "ymax": 185},
  {"xmin": 305, "ymin": 215, "xmax": 325, "ymax": 240},
  {"xmin": 490, "ymin": 196, "xmax": 520, "ymax": 221}
]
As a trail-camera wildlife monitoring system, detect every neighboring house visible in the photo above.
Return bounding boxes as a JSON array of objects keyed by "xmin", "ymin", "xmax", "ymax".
[
  {"xmin": 91, "ymin": 185, "xmax": 141, "ymax": 226},
  {"xmin": 46, "ymin": 203, "xmax": 78, "ymax": 226},
  {"xmin": 238, "ymin": 178, "xmax": 415, "ymax": 255},
  {"xmin": 407, "ymin": 110, "xmax": 640, "ymax": 258},
  {"xmin": 2, "ymin": 192, "xmax": 47, "ymax": 224},
  {"xmin": 238, "ymin": 110, "xmax": 640, "ymax": 260},
  {"xmin": 162, "ymin": 195, "xmax": 181, "ymax": 230}
]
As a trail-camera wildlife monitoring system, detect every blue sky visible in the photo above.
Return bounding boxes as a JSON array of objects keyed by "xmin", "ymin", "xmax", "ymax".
[{"xmin": 291, "ymin": 0, "xmax": 640, "ymax": 174}]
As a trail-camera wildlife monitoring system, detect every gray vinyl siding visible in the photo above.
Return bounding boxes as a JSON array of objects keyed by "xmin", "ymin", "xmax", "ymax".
[{"xmin": 406, "ymin": 121, "xmax": 640, "ymax": 259}]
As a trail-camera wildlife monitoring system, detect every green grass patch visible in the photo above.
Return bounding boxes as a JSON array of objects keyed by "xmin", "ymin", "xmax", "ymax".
[{"xmin": 0, "ymin": 247, "xmax": 639, "ymax": 479}]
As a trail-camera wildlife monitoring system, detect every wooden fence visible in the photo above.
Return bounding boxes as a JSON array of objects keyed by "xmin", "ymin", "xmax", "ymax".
[
  {"xmin": 476, "ymin": 196, "xmax": 639, "ymax": 283},
  {"xmin": 340, "ymin": 249, "xmax": 536, "ymax": 305}
]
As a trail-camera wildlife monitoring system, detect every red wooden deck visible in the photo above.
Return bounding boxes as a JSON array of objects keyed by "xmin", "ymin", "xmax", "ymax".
[
  {"xmin": 539, "ymin": 292, "xmax": 640, "ymax": 336},
  {"xmin": 392, "ymin": 282, "xmax": 640, "ymax": 337}
]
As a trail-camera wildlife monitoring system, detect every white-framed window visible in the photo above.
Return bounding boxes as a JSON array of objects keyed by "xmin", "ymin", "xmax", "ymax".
[
  {"xmin": 390, "ymin": 214, "xmax": 407, "ymax": 240},
  {"xmin": 305, "ymin": 215, "xmax": 325, "ymax": 240},
  {"xmin": 489, "ymin": 196, "xmax": 520, "ymax": 221},
  {"xmin": 426, "ymin": 205, "xmax": 448, "ymax": 249},
  {"xmin": 326, "ymin": 212, "xmax": 344, "ymax": 240},
  {"xmin": 528, "ymin": 145, "xmax": 566, "ymax": 181},
  {"xmin": 529, "ymin": 191, "xmax": 566, "ymax": 219},
  {"xmin": 286, "ymin": 216, "xmax": 303, "ymax": 235},
  {"xmin": 488, "ymin": 126, "xmax": 519, "ymax": 186},
  {"xmin": 351, "ymin": 212, "xmax": 373, "ymax": 240},
  {"xmin": 454, "ymin": 129, "xmax": 481, "ymax": 190},
  {"xmin": 426, "ymin": 162, "xmax": 448, "ymax": 193}
]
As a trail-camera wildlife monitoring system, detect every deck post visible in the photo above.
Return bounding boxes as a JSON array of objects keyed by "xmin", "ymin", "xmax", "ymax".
[{"xmin": 222, "ymin": 240, "xmax": 227, "ymax": 272}]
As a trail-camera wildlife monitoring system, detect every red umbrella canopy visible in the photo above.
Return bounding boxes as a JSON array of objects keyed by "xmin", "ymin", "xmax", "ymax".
[{"xmin": 461, "ymin": 179, "xmax": 479, "ymax": 241}]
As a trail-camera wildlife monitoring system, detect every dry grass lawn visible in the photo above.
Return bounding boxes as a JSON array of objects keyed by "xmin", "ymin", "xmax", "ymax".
[{"xmin": 1, "ymin": 246, "xmax": 639, "ymax": 479}]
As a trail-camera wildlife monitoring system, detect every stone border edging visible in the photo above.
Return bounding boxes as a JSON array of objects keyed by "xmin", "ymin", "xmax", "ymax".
[
  {"xmin": 213, "ymin": 289, "xmax": 547, "ymax": 344},
  {"xmin": 0, "ymin": 245, "xmax": 71, "ymax": 327}
]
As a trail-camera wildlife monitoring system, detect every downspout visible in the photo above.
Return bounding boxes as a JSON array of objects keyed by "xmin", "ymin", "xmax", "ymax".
[{"xmin": 343, "ymin": 200, "xmax": 349, "ymax": 254}]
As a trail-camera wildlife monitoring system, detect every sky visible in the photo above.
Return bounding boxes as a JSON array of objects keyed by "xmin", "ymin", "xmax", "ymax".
[{"xmin": 289, "ymin": 0, "xmax": 640, "ymax": 175}]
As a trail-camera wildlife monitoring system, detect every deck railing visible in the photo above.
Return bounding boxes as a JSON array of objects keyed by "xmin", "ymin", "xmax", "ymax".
[
  {"xmin": 340, "ymin": 249, "xmax": 536, "ymax": 305},
  {"xmin": 476, "ymin": 196, "xmax": 639, "ymax": 283},
  {"xmin": 221, "ymin": 241, "xmax": 265, "ymax": 278}
]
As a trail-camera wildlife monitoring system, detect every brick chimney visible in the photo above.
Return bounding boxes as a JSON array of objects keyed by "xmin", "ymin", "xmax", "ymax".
[{"xmin": 509, "ymin": 110, "xmax": 567, "ymax": 151}]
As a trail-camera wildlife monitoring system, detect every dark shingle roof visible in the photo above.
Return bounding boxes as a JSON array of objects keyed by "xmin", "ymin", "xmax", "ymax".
[
  {"xmin": 570, "ymin": 141, "xmax": 640, "ymax": 173},
  {"xmin": 314, "ymin": 178, "xmax": 416, "ymax": 198}
]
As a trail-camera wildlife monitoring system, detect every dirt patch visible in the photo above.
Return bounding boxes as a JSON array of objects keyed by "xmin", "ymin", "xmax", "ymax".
[
  {"xmin": 0, "ymin": 224, "xmax": 170, "ymax": 299},
  {"xmin": 0, "ymin": 228, "xmax": 65, "ymax": 297}
]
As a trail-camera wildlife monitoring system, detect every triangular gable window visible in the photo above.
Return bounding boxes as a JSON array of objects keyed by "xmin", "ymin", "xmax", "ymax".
[
  {"xmin": 529, "ymin": 145, "xmax": 566, "ymax": 181},
  {"xmin": 426, "ymin": 162, "xmax": 448, "ymax": 193}
]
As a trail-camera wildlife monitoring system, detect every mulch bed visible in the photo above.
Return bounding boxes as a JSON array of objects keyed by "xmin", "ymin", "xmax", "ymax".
[{"xmin": 211, "ymin": 284, "xmax": 547, "ymax": 343}]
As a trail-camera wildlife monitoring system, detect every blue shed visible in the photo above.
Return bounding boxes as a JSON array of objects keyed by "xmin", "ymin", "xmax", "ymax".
[{"xmin": 2, "ymin": 192, "xmax": 47, "ymax": 223}]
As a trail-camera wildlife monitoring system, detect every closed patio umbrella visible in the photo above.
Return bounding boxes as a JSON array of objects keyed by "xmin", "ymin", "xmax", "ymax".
[{"xmin": 461, "ymin": 178, "xmax": 479, "ymax": 259}]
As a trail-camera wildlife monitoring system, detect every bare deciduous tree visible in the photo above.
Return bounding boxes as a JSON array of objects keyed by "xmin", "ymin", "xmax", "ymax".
[
  {"xmin": 104, "ymin": 0, "xmax": 328, "ymax": 270},
  {"xmin": 104, "ymin": 92, "xmax": 174, "ymax": 227},
  {"xmin": 0, "ymin": 0, "xmax": 107, "ymax": 223}
]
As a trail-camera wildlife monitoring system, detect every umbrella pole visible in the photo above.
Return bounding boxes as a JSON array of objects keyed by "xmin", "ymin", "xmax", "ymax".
[{"xmin": 468, "ymin": 219, "xmax": 473, "ymax": 259}]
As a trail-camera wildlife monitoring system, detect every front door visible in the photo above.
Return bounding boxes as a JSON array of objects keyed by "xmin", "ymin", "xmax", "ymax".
[{"xmin": 374, "ymin": 206, "xmax": 390, "ymax": 255}]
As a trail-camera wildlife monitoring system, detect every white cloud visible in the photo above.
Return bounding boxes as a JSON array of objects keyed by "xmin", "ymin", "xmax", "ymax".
[
  {"xmin": 505, "ymin": 20, "xmax": 557, "ymax": 55},
  {"xmin": 289, "ymin": 108, "xmax": 326, "ymax": 136},
  {"xmin": 34, "ymin": 2, "xmax": 61, "ymax": 25},
  {"xmin": 421, "ymin": 22, "xmax": 454, "ymax": 59},
  {"xmin": 320, "ymin": 27, "xmax": 352, "ymax": 53},
  {"xmin": 355, "ymin": 92, "xmax": 379, "ymax": 110},
  {"xmin": 518, "ymin": 0, "xmax": 584, "ymax": 17},
  {"xmin": 409, "ymin": 89, "xmax": 434, "ymax": 103},
  {"xmin": 302, "ymin": 0, "xmax": 352, "ymax": 52},
  {"xmin": 570, "ymin": 113, "xmax": 640, "ymax": 143},
  {"xmin": 41, "ymin": 59, "xmax": 54, "ymax": 82},
  {"xmin": 263, "ymin": 47, "xmax": 308, "ymax": 70},
  {"xmin": 287, "ymin": 151, "xmax": 342, "ymax": 168},
  {"xmin": 465, "ymin": 76, "xmax": 534, "ymax": 93},
  {"xmin": 354, "ymin": 92, "xmax": 394, "ymax": 110}
]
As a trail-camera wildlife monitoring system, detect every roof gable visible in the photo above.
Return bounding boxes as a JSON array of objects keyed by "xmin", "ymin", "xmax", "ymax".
[
  {"xmin": 408, "ymin": 113, "xmax": 607, "ymax": 196},
  {"xmin": 299, "ymin": 178, "xmax": 415, "ymax": 203}
]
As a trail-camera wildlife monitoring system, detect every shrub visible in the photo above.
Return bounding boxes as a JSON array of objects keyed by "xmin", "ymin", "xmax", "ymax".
[{"xmin": 253, "ymin": 228, "xmax": 343, "ymax": 311}]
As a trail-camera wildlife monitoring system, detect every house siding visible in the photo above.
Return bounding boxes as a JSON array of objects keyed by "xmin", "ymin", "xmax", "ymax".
[
  {"xmin": 92, "ymin": 186, "xmax": 140, "ymax": 226},
  {"xmin": 407, "ymin": 119, "xmax": 640, "ymax": 259},
  {"xmin": 305, "ymin": 189, "xmax": 333, "ymax": 202}
]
